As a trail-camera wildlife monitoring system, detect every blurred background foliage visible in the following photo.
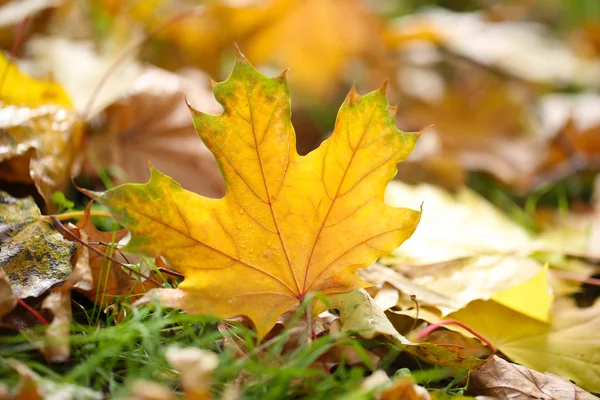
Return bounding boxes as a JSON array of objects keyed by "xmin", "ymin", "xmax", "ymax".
[{"xmin": 1, "ymin": 0, "xmax": 600, "ymax": 231}]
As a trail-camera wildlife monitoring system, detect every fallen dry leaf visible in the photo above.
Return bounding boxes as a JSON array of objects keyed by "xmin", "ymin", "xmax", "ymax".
[
  {"xmin": 86, "ymin": 52, "xmax": 421, "ymax": 337},
  {"xmin": 0, "ymin": 268, "xmax": 17, "ymax": 318},
  {"xmin": 0, "ymin": 191, "xmax": 76, "ymax": 298},
  {"xmin": 40, "ymin": 290, "xmax": 71, "ymax": 363},
  {"xmin": 87, "ymin": 66, "xmax": 225, "ymax": 197},
  {"xmin": 361, "ymin": 263, "xmax": 463, "ymax": 316},
  {"xmin": 374, "ymin": 182, "xmax": 553, "ymax": 320},
  {"xmin": 395, "ymin": 65, "xmax": 541, "ymax": 187},
  {"xmin": 0, "ymin": 54, "xmax": 83, "ymax": 210},
  {"xmin": 0, "ymin": 0, "xmax": 61, "ymax": 28},
  {"xmin": 526, "ymin": 118, "xmax": 600, "ymax": 189},
  {"xmin": 64, "ymin": 229, "xmax": 93, "ymax": 292},
  {"xmin": 398, "ymin": 9, "xmax": 600, "ymax": 87},
  {"xmin": 380, "ymin": 376, "xmax": 431, "ymax": 400},
  {"xmin": 0, "ymin": 53, "xmax": 71, "ymax": 107},
  {"xmin": 328, "ymin": 289, "xmax": 486, "ymax": 370},
  {"xmin": 26, "ymin": 37, "xmax": 141, "ymax": 118},
  {"xmin": 449, "ymin": 297, "xmax": 600, "ymax": 392},
  {"xmin": 384, "ymin": 181, "xmax": 533, "ymax": 264},
  {"xmin": 471, "ymin": 356, "xmax": 596, "ymax": 400}
]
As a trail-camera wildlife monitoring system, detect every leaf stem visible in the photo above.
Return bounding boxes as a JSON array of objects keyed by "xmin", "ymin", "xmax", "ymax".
[
  {"xmin": 80, "ymin": 6, "xmax": 206, "ymax": 119},
  {"xmin": 49, "ymin": 216, "xmax": 162, "ymax": 287},
  {"xmin": 16, "ymin": 298, "xmax": 48, "ymax": 326},
  {"xmin": 417, "ymin": 319, "xmax": 496, "ymax": 353},
  {"xmin": 552, "ymin": 270, "xmax": 600, "ymax": 286},
  {"xmin": 43, "ymin": 210, "xmax": 113, "ymax": 222}
]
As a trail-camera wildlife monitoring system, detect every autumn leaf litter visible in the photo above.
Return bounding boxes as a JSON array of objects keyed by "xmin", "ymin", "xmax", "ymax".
[{"xmin": 1, "ymin": 1, "xmax": 600, "ymax": 399}]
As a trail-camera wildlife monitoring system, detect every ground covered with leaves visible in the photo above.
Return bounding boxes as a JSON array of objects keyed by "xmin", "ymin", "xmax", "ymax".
[{"xmin": 1, "ymin": 0, "xmax": 600, "ymax": 399}]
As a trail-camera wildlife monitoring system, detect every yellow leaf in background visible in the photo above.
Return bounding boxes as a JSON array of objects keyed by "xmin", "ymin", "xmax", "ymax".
[
  {"xmin": 102, "ymin": 0, "xmax": 380, "ymax": 98},
  {"xmin": 86, "ymin": 53, "xmax": 421, "ymax": 337},
  {"xmin": 371, "ymin": 182, "xmax": 550, "ymax": 317},
  {"xmin": 242, "ymin": 0, "xmax": 379, "ymax": 98},
  {"xmin": 0, "ymin": 53, "xmax": 71, "ymax": 107},
  {"xmin": 491, "ymin": 264, "xmax": 553, "ymax": 323}
]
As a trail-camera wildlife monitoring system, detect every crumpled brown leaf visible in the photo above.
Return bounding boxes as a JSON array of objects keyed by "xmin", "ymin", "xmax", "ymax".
[
  {"xmin": 523, "ymin": 118, "xmax": 600, "ymax": 190},
  {"xmin": 470, "ymin": 355, "xmax": 597, "ymax": 400},
  {"xmin": 0, "ymin": 268, "xmax": 17, "ymax": 318},
  {"xmin": 396, "ymin": 68, "xmax": 542, "ymax": 188},
  {"xmin": 0, "ymin": 53, "xmax": 83, "ymax": 211},
  {"xmin": 87, "ymin": 66, "xmax": 225, "ymax": 197},
  {"xmin": 0, "ymin": 104, "xmax": 84, "ymax": 211}
]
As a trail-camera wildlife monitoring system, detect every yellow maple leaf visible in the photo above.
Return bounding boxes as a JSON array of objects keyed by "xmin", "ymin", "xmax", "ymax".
[{"xmin": 85, "ymin": 52, "xmax": 421, "ymax": 337}]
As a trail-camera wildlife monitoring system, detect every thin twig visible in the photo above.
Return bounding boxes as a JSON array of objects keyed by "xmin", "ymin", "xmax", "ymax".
[
  {"xmin": 409, "ymin": 294, "xmax": 420, "ymax": 332},
  {"xmin": 50, "ymin": 216, "xmax": 161, "ymax": 286},
  {"xmin": 44, "ymin": 210, "xmax": 113, "ymax": 222},
  {"xmin": 552, "ymin": 269, "xmax": 600, "ymax": 286},
  {"xmin": 88, "ymin": 241, "xmax": 131, "ymax": 264},
  {"xmin": 417, "ymin": 319, "xmax": 496, "ymax": 353}
]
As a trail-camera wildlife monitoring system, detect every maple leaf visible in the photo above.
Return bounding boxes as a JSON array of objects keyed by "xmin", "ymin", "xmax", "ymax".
[{"xmin": 85, "ymin": 53, "xmax": 421, "ymax": 337}]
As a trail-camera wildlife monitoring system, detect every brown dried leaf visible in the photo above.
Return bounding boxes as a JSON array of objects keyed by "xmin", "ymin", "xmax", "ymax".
[
  {"xmin": 40, "ymin": 290, "xmax": 71, "ymax": 363},
  {"xmin": 471, "ymin": 356, "xmax": 597, "ymax": 400},
  {"xmin": 60, "ymin": 227, "xmax": 93, "ymax": 292},
  {"xmin": 0, "ymin": 268, "xmax": 17, "ymax": 318},
  {"xmin": 396, "ymin": 67, "xmax": 541, "ymax": 188},
  {"xmin": 87, "ymin": 67, "xmax": 224, "ymax": 197},
  {"xmin": 0, "ymin": 104, "xmax": 84, "ymax": 211},
  {"xmin": 525, "ymin": 119, "xmax": 600, "ymax": 189}
]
